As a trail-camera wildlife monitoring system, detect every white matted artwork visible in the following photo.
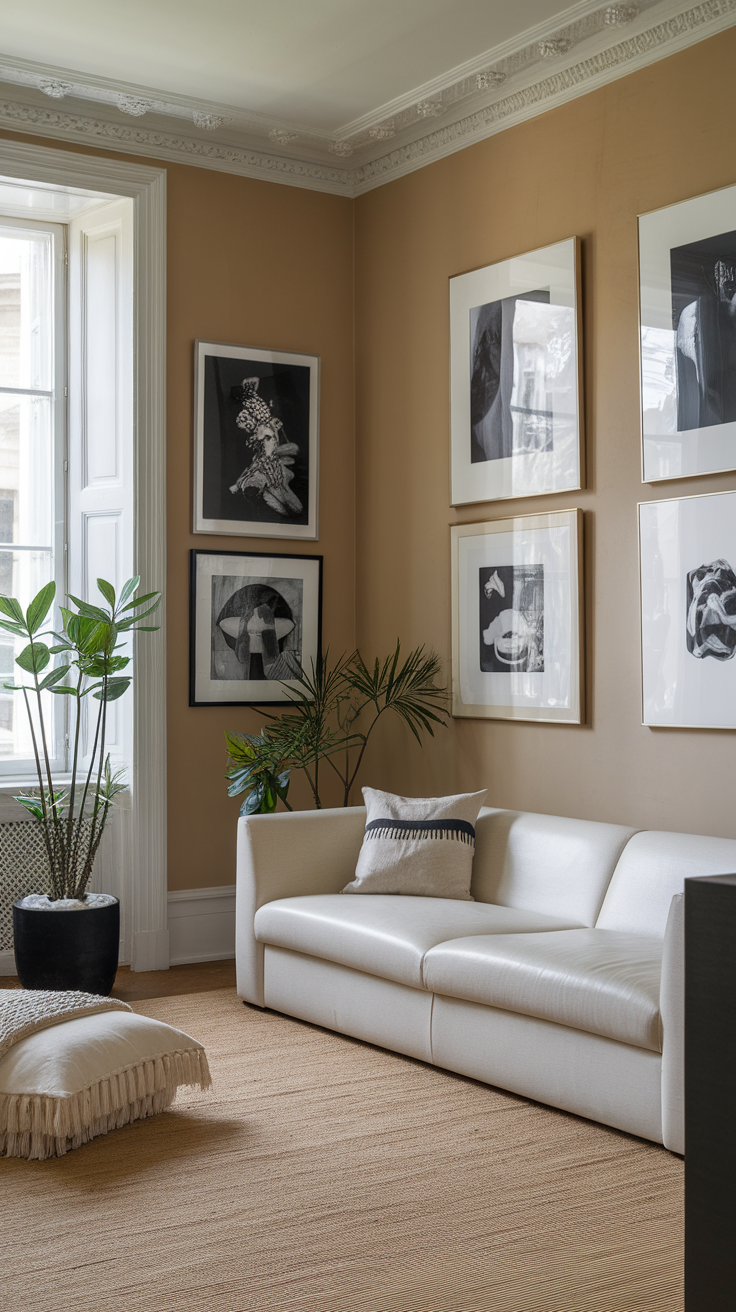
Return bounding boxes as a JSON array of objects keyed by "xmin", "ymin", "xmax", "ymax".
[
  {"xmin": 189, "ymin": 549, "xmax": 322, "ymax": 706},
  {"xmin": 639, "ymin": 183, "xmax": 736, "ymax": 483},
  {"xmin": 640, "ymin": 490, "xmax": 736, "ymax": 728},
  {"xmin": 451, "ymin": 509, "xmax": 583, "ymax": 723},
  {"xmin": 450, "ymin": 238, "xmax": 583, "ymax": 505}
]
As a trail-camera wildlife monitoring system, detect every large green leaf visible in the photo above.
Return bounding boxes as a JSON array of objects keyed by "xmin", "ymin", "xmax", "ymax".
[
  {"xmin": 92, "ymin": 677, "xmax": 131, "ymax": 702},
  {"xmin": 120, "ymin": 590, "xmax": 160, "ymax": 613},
  {"xmin": 0, "ymin": 618, "xmax": 25, "ymax": 637},
  {"xmin": 96, "ymin": 578, "xmax": 116, "ymax": 607},
  {"xmin": 25, "ymin": 582, "xmax": 56, "ymax": 636},
  {"xmin": 66, "ymin": 594, "xmax": 110, "ymax": 624},
  {"xmin": 15, "ymin": 642, "xmax": 51, "ymax": 674},
  {"xmin": 0, "ymin": 595, "xmax": 25, "ymax": 625},
  {"xmin": 78, "ymin": 621, "xmax": 112, "ymax": 655},
  {"xmin": 117, "ymin": 576, "xmax": 141, "ymax": 608},
  {"xmin": 38, "ymin": 664, "xmax": 71, "ymax": 691}
]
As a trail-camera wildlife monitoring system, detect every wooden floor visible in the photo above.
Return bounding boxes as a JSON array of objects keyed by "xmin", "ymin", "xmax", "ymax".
[{"xmin": 3, "ymin": 957, "xmax": 237, "ymax": 1000}]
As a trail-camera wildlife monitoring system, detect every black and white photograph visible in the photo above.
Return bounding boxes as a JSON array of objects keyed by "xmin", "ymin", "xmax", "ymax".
[
  {"xmin": 479, "ymin": 565, "xmax": 544, "ymax": 673},
  {"xmin": 451, "ymin": 510, "xmax": 582, "ymax": 723},
  {"xmin": 193, "ymin": 341, "xmax": 319, "ymax": 539},
  {"xmin": 451, "ymin": 239, "xmax": 583, "ymax": 505},
  {"xmin": 190, "ymin": 549, "xmax": 322, "ymax": 706},
  {"xmin": 639, "ymin": 183, "xmax": 736, "ymax": 482},
  {"xmin": 640, "ymin": 490, "xmax": 736, "ymax": 727}
]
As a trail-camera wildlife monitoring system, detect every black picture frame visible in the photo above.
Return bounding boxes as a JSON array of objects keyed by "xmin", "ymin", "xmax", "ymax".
[
  {"xmin": 193, "ymin": 340, "xmax": 320, "ymax": 539},
  {"xmin": 189, "ymin": 549, "xmax": 323, "ymax": 706}
]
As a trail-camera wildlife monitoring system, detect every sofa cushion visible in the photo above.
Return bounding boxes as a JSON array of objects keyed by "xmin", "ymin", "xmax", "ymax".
[
  {"xmin": 596, "ymin": 829, "xmax": 736, "ymax": 937},
  {"xmin": 471, "ymin": 810, "xmax": 638, "ymax": 926},
  {"xmin": 342, "ymin": 787, "xmax": 487, "ymax": 900},
  {"xmin": 423, "ymin": 929, "xmax": 663, "ymax": 1051},
  {"xmin": 254, "ymin": 894, "xmax": 583, "ymax": 990}
]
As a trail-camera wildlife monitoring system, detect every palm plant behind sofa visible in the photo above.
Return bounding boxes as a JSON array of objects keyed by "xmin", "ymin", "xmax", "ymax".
[{"xmin": 226, "ymin": 641, "xmax": 449, "ymax": 813}]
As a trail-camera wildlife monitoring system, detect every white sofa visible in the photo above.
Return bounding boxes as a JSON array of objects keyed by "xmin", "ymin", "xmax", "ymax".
[{"xmin": 236, "ymin": 805, "xmax": 736, "ymax": 1154}]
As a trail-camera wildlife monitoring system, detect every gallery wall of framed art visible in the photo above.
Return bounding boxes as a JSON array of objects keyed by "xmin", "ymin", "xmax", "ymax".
[{"xmin": 193, "ymin": 340, "xmax": 320, "ymax": 540}]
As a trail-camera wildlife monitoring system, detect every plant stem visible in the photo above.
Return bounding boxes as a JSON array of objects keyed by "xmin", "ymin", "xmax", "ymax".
[
  {"xmin": 29, "ymin": 633, "xmax": 66, "ymax": 891},
  {"xmin": 65, "ymin": 667, "xmax": 84, "ymax": 890},
  {"xmin": 22, "ymin": 687, "xmax": 58, "ymax": 897}
]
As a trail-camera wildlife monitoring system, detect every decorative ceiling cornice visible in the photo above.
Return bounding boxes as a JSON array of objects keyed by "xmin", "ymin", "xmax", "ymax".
[{"xmin": 0, "ymin": 0, "xmax": 732, "ymax": 198}]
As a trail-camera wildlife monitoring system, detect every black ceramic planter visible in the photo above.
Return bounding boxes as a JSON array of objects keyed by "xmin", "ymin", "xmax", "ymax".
[{"xmin": 12, "ymin": 898, "xmax": 120, "ymax": 995}]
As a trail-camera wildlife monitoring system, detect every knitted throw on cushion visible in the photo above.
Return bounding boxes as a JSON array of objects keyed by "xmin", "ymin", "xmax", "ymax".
[
  {"xmin": 0, "ymin": 990, "xmax": 212, "ymax": 1160},
  {"xmin": 0, "ymin": 989, "xmax": 131, "ymax": 1063}
]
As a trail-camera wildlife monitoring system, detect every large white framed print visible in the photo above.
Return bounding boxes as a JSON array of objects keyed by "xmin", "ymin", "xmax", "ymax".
[
  {"xmin": 451, "ymin": 509, "xmax": 583, "ymax": 723},
  {"xmin": 639, "ymin": 184, "xmax": 736, "ymax": 482},
  {"xmin": 640, "ymin": 491, "xmax": 736, "ymax": 729},
  {"xmin": 193, "ymin": 340, "xmax": 319, "ymax": 539},
  {"xmin": 450, "ymin": 238, "xmax": 583, "ymax": 505}
]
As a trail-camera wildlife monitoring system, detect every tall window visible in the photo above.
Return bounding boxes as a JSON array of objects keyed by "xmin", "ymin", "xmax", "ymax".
[{"xmin": 0, "ymin": 216, "xmax": 65, "ymax": 772}]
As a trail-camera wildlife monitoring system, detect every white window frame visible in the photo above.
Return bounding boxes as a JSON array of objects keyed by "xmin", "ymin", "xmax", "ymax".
[
  {"xmin": 0, "ymin": 141, "xmax": 167, "ymax": 972},
  {"xmin": 0, "ymin": 212, "xmax": 67, "ymax": 776}
]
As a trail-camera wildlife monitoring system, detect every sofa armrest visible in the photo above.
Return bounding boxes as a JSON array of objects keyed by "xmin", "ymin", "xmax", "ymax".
[
  {"xmin": 660, "ymin": 892, "xmax": 684, "ymax": 1155},
  {"xmin": 235, "ymin": 806, "xmax": 366, "ymax": 1004}
]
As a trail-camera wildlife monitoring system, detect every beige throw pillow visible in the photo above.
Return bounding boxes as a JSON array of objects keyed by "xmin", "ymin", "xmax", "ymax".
[{"xmin": 342, "ymin": 787, "xmax": 487, "ymax": 900}]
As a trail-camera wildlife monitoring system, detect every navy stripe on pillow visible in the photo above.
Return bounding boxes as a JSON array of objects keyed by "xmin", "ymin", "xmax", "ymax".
[{"xmin": 365, "ymin": 818, "xmax": 475, "ymax": 845}]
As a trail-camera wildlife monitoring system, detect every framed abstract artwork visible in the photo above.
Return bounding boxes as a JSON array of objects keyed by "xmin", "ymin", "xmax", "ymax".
[
  {"xmin": 639, "ymin": 183, "xmax": 736, "ymax": 483},
  {"xmin": 640, "ymin": 490, "xmax": 736, "ymax": 728},
  {"xmin": 449, "ymin": 238, "xmax": 583, "ymax": 505},
  {"xmin": 451, "ymin": 508, "xmax": 583, "ymax": 722},
  {"xmin": 189, "ymin": 549, "xmax": 322, "ymax": 706},
  {"xmin": 193, "ymin": 340, "xmax": 319, "ymax": 539}
]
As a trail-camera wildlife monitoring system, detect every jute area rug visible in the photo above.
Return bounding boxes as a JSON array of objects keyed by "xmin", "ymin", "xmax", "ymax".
[{"xmin": 0, "ymin": 987, "xmax": 683, "ymax": 1312}]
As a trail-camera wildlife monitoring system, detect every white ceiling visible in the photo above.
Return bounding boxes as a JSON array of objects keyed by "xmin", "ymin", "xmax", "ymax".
[
  {"xmin": 0, "ymin": 0, "xmax": 732, "ymax": 194},
  {"xmin": 0, "ymin": 0, "xmax": 575, "ymax": 132}
]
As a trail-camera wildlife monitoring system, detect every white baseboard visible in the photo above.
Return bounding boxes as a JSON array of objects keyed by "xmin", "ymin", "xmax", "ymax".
[
  {"xmin": 0, "ymin": 886, "xmax": 237, "ymax": 974},
  {"xmin": 167, "ymin": 884, "xmax": 236, "ymax": 967}
]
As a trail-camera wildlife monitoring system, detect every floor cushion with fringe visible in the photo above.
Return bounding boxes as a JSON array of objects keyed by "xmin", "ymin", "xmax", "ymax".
[{"xmin": 0, "ymin": 1008, "xmax": 211, "ymax": 1159}]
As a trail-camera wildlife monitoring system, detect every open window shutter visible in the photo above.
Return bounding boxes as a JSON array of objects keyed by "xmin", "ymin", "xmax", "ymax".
[{"xmin": 68, "ymin": 199, "xmax": 134, "ymax": 773}]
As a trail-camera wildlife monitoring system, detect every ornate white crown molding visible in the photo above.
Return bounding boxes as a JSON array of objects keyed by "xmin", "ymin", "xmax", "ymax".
[{"xmin": 0, "ymin": 0, "xmax": 732, "ymax": 198}]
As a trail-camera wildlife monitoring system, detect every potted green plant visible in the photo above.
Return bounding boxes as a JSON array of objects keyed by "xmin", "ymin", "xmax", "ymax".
[
  {"xmin": 0, "ymin": 575, "xmax": 161, "ymax": 994},
  {"xmin": 225, "ymin": 641, "xmax": 448, "ymax": 813}
]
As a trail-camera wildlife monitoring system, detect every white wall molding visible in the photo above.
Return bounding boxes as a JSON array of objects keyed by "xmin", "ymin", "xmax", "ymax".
[
  {"xmin": 0, "ymin": 0, "xmax": 732, "ymax": 197},
  {"xmin": 0, "ymin": 141, "xmax": 168, "ymax": 971},
  {"xmin": 168, "ymin": 885, "xmax": 236, "ymax": 967}
]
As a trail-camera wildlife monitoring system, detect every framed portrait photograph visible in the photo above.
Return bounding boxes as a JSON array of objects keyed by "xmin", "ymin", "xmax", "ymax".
[
  {"xmin": 639, "ymin": 183, "xmax": 736, "ymax": 483},
  {"xmin": 193, "ymin": 340, "xmax": 319, "ymax": 539},
  {"xmin": 640, "ymin": 490, "xmax": 736, "ymax": 728},
  {"xmin": 189, "ymin": 549, "xmax": 322, "ymax": 706},
  {"xmin": 451, "ymin": 509, "xmax": 583, "ymax": 723},
  {"xmin": 450, "ymin": 238, "xmax": 583, "ymax": 506}
]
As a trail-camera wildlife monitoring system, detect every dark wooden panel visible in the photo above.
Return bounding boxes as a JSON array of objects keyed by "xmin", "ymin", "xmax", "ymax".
[{"xmin": 685, "ymin": 872, "xmax": 736, "ymax": 1311}]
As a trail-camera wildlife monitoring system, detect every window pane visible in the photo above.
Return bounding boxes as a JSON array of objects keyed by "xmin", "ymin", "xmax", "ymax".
[
  {"xmin": 0, "ymin": 394, "xmax": 53, "ymax": 546},
  {"xmin": 0, "ymin": 548, "xmax": 56, "ymax": 760},
  {"xmin": 0, "ymin": 229, "xmax": 53, "ymax": 392}
]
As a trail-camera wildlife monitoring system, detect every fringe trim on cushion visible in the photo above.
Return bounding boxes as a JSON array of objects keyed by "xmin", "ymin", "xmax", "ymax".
[{"xmin": 0, "ymin": 1046, "xmax": 212, "ymax": 1161}]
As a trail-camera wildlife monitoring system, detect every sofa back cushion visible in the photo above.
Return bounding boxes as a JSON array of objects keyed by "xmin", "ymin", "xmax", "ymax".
[
  {"xmin": 596, "ymin": 830, "xmax": 736, "ymax": 937},
  {"xmin": 471, "ymin": 809, "xmax": 637, "ymax": 926}
]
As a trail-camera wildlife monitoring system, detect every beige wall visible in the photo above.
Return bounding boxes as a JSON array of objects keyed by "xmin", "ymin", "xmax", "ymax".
[{"xmin": 354, "ymin": 29, "xmax": 736, "ymax": 838}]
